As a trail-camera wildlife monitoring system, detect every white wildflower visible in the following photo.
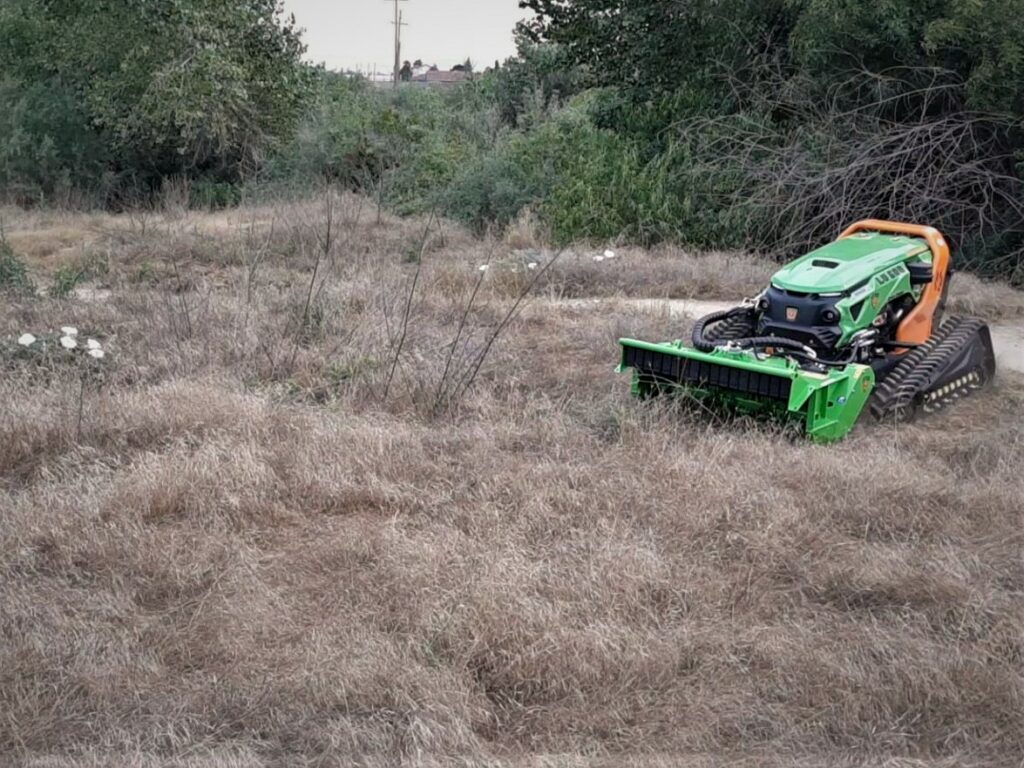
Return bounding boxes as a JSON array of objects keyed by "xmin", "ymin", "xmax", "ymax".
[
  {"xmin": 88, "ymin": 348, "xmax": 105, "ymax": 360},
  {"xmin": 86, "ymin": 338, "xmax": 102, "ymax": 350},
  {"xmin": 60, "ymin": 336, "xmax": 77, "ymax": 350},
  {"xmin": 527, "ymin": 262, "xmax": 538, "ymax": 270},
  {"xmin": 478, "ymin": 264, "xmax": 490, "ymax": 272},
  {"xmin": 17, "ymin": 333, "xmax": 36, "ymax": 346},
  {"xmin": 593, "ymin": 255, "xmax": 604, "ymax": 262},
  {"xmin": 604, "ymin": 249, "xmax": 616, "ymax": 259},
  {"xmin": 61, "ymin": 326, "xmax": 78, "ymax": 336}
]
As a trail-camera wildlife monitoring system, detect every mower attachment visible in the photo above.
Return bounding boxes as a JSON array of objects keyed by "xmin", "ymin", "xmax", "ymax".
[{"xmin": 618, "ymin": 338, "xmax": 875, "ymax": 443}]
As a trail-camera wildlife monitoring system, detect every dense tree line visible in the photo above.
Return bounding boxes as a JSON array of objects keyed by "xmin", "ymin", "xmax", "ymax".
[
  {"xmin": 519, "ymin": 0, "xmax": 1024, "ymax": 115},
  {"xmin": 0, "ymin": 0, "xmax": 311, "ymax": 205},
  {"xmin": 2, "ymin": 0, "xmax": 1023, "ymax": 280},
  {"xmin": 517, "ymin": 0, "xmax": 1024, "ymax": 278}
]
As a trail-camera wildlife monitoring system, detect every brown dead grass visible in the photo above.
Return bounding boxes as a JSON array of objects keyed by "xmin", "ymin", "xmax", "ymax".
[{"xmin": 2, "ymin": 196, "xmax": 1023, "ymax": 767}]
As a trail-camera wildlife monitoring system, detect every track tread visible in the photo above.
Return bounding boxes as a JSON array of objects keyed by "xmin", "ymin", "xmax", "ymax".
[
  {"xmin": 870, "ymin": 316, "xmax": 992, "ymax": 422},
  {"xmin": 704, "ymin": 308, "xmax": 756, "ymax": 344}
]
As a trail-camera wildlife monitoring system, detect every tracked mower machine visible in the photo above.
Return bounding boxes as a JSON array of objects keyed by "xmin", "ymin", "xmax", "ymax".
[{"xmin": 618, "ymin": 220, "xmax": 996, "ymax": 442}]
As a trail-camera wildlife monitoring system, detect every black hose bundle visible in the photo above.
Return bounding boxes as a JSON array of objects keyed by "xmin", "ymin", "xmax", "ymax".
[
  {"xmin": 692, "ymin": 307, "xmax": 822, "ymax": 359},
  {"xmin": 691, "ymin": 307, "xmax": 748, "ymax": 352},
  {"xmin": 692, "ymin": 307, "xmax": 864, "ymax": 369},
  {"xmin": 732, "ymin": 336, "xmax": 814, "ymax": 354}
]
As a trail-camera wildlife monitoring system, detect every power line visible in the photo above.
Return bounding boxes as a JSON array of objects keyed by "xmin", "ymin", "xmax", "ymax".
[{"xmin": 385, "ymin": 0, "xmax": 410, "ymax": 88}]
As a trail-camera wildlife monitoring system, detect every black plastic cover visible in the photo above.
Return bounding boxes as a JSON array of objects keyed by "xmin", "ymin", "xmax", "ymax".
[{"xmin": 623, "ymin": 345, "xmax": 793, "ymax": 402}]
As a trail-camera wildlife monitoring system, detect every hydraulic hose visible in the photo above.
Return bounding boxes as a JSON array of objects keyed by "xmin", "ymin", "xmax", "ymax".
[
  {"xmin": 691, "ymin": 307, "xmax": 749, "ymax": 352},
  {"xmin": 732, "ymin": 336, "xmax": 814, "ymax": 354},
  {"xmin": 692, "ymin": 307, "xmax": 857, "ymax": 367},
  {"xmin": 740, "ymin": 337, "xmax": 858, "ymax": 368}
]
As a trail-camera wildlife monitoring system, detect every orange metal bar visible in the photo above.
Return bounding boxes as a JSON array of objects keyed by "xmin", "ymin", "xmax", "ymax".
[{"xmin": 838, "ymin": 219, "xmax": 951, "ymax": 345}]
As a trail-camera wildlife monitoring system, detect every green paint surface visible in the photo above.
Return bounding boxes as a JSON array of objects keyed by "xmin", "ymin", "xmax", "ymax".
[
  {"xmin": 772, "ymin": 233, "xmax": 929, "ymax": 295},
  {"xmin": 618, "ymin": 340, "xmax": 875, "ymax": 444}
]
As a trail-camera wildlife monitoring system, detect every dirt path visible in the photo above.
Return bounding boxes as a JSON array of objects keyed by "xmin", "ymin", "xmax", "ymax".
[
  {"xmin": 559, "ymin": 297, "xmax": 1024, "ymax": 375},
  {"xmin": 992, "ymin": 324, "xmax": 1024, "ymax": 374}
]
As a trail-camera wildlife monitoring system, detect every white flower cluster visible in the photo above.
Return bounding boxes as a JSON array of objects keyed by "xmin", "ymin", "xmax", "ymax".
[
  {"xmin": 17, "ymin": 326, "xmax": 106, "ymax": 359},
  {"xmin": 476, "ymin": 248, "xmax": 621, "ymax": 275},
  {"xmin": 477, "ymin": 260, "xmax": 543, "ymax": 272}
]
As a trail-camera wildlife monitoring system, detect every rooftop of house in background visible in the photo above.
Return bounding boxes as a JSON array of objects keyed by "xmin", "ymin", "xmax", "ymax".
[{"xmin": 411, "ymin": 68, "xmax": 469, "ymax": 85}]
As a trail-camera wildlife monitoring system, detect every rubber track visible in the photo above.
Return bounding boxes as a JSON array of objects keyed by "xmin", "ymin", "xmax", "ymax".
[
  {"xmin": 870, "ymin": 316, "xmax": 989, "ymax": 421},
  {"xmin": 704, "ymin": 308, "xmax": 755, "ymax": 343}
]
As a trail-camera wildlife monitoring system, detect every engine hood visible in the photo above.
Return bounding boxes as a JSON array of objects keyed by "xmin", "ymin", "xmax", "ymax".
[{"xmin": 771, "ymin": 233, "xmax": 930, "ymax": 295}]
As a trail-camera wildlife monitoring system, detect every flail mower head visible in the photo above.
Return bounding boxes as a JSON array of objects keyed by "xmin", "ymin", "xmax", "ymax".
[{"xmin": 618, "ymin": 220, "xmax": 996, "ymax": 443}]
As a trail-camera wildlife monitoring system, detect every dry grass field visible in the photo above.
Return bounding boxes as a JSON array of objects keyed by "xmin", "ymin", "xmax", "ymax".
[{"xmin": 2, "ymin": 195, "xmax": 1023, "ymax": 767}]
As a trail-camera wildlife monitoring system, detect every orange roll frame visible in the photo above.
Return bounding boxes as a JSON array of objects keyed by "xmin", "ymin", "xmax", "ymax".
[{"xmin": 838, "ymin": 219, "xmax": 951, "ymax": 345}]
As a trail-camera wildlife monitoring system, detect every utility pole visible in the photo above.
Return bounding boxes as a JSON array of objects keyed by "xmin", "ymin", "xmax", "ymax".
[{"xmin": 387, "ymin": 0, "xmax": 409, "ymax": 88}]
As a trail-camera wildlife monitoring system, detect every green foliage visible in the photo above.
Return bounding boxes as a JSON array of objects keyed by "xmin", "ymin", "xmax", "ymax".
[
  {"xmin": 3, "ymin": 0, "xmax": 1023, "ymax": 281},
  {"xmin": 130, "ymin": 262, "xmax": 159, "ymax": 286},
  {"xmin": 519, "ymin": 0, "xmax": 1024, "ymax": 117},
  {"xmin": 0, "ymin": 77, "xmax": 110, "ymax": 204},
  {"xmin": 518, "ymin": 0, "xmax": 793, "ymax": 104},
  {"xmin": 266, "ymin": 75, "xmax": 414, "ymax": 190},
  {"xmin": 50, "ymin": 264, "xmax": 84, "ymax": 299},
  {"xmin": 439, "ymin": 131, "xmax": 549, "ymax": 232},
  {"xmin": 190, "ymin": 180, "xmax": 244, "ymax": 210},
  {"xmin": 266, "ymin": 72, "xmax": 501, "ymax": 214},
  {"xmin": 490, "ymin": 43, "xmax": 584, "ymax": 127},
  {"xmin": 0, "ymin": 0, "xmax": 313, "ymax": 203},
  {"xmin": 517, "ymin": 0, "xmax": 1024, "ymax": 279},
  {"xmin": 274, "ymin": 76, "xmax": 684, "ymax": 244},
  {"xmin": 49, "ymin": 251, "xmax": 109, "ymax": 298},
  {"xmin": 924, "ymin": 0, "xmax": 1024, "ymax": 115},
  {"xmin": 789, "ymin": 0, "xmax": 1024, "ymax": 116},
  {"xmin": 0, "ymin": 240, "xmax": 34, "ymax": 295}
]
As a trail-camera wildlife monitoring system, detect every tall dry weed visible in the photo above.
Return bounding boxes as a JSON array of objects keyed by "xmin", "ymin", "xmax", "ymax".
[{"xmin": 1, "ymin": 198, "xmax": 1022, "ymax": 767}]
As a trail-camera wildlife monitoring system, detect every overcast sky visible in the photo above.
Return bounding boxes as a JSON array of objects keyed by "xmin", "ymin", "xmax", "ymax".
[{"xmin": 281, "ymin": 1, "xmax": 531, "ymax": 74}]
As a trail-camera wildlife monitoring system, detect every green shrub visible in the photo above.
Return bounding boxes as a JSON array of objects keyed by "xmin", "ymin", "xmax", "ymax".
[
  {"xmin": 0, "ymin": 0, "xmax": 311, "ymax": 204},
  {"xmin": 440, "ymin": 97, "xmax": 726, "ymax": 246},
  {"xmin": 490, "ymin": 43, "xmax": 584, "ymax": 128},
  {"xmin": 0, "ymin": 241, "xmax": 34, "ymax": 295},
  {"xmin": 50, "ymin": 265, "xmax": 84, "ymax": 298},
  {"xmin": 267, "ymin": 72, "xmax": 506, "ymax": 218},
  {"xmin": 190, "ymin": 180, "xmax": 243, "ymax": 210},
  {"xmin": 0, "ymin": 77, "xmax": 110, "ymax": 205},
  {"xmin": 49, "ymin": 250, "xmax": 111, "ymax": 298},
  {"xmin": 440, "ymin": 134, "xmax": 550, "ymax": 232}
]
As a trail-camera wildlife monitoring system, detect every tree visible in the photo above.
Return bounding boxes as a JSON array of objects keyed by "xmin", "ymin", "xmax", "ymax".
[
  {"xmin": 518, "ymin": 0, "xmax": 1024, "ymax": 118},
  {"xmin": 0, "ymin": 0, "xmax": 314, "ymax": 197},
  {"xmin": 517, "ymin": 0, "xmax": 795, "ymax": 104},
  {"xmin": 491, "ymin": 42, "xmax": 583, "ymax": 127},
  {"xmin": 517, "ymin": 0, "xmax": 1024, "ymax": 278}
]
